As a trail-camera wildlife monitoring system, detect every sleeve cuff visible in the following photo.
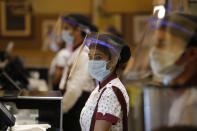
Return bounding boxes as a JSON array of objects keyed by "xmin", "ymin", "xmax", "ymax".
[{"xmin": 96, "ymin": 112, "xmax": 119, "ymax": 124}]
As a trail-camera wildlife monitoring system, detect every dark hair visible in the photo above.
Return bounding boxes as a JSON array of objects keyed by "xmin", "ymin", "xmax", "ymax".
[
  {"xmin": 104, "ymin": 26, "xmax": 122, "ymax": 38},
  {"xmin": 63, "ymin": 14, "xmax": 98, "ymax": 37},
  {"xmin": 98, "ymin": 34, "xmax": 131, "ymax": 65},
  {"xmin": 187, "ymin": 28, "xmax": 197, "ymax": 48},
  {"xmin": 0, "ymin": 51, "xmax": 9, "ymax": 62}
]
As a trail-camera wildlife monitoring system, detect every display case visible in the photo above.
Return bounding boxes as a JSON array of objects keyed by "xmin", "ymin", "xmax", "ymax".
[{"xmin": 0, "ymin": 90, "xmax": 63, "ymax": 131}]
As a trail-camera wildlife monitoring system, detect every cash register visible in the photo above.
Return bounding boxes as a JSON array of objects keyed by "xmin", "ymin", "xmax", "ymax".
[
  {"xmin": 0, "ymin": 102, "xmax": 15, "ymax": 131},
  {"xmin": 0, "ymin": 72, "xmax": 63, "ymax": 131},
  {"xmin": 0, "ymin": 90, "xmax": 63, "ymax": 131}
]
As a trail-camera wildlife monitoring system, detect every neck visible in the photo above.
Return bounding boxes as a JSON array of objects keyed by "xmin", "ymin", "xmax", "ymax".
[
  {"xmin": 100, "ymin": 71, "xmax": 116, "ymax": 83},
  {"xmin": 73, "ymin": 36, "xmax": 83, "ymax": 50}
]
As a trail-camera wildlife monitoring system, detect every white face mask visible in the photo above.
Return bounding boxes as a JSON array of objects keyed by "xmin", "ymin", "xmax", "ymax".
[
  {"xmin": 150, "ymin": 48, "xmax": 183, "ymax": 78},
  {"xmin": 61, "ymin": 30, "xmax": 74, "ymax": 45}
]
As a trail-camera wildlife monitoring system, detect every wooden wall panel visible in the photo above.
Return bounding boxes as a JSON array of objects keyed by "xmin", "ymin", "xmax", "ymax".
[
  {"xmin": 33, "ymin": 0, "xmax": 91, "ymax": 14},
  {"xmin": 0, "ymin": 14, "xmax": 58, "ymax": 50},
  {"xmin": 10, "ymin": 50, "xmax": 56, "ymax": 67},
  {"xmin": 104, "ymin": 0, "xmax": 153, "ymax": 13}
]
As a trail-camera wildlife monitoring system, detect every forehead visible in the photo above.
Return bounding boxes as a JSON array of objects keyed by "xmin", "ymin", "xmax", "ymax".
[
  {"xmin": 156, "ymin": 29, "xmax": 184, "ymax": 41},
  {"xmin": 62, "ymin": 22, "xmax": 73, "ymax": 28},
  {"xmin": 89, "ymin": 46, "xmax": 104, "ymax": 54},
  {"xmin": 89, "ymin": 44, "xmax": 109, "ymax": 53}
]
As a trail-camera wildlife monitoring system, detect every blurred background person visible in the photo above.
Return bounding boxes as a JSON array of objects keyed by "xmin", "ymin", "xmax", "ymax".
[
  {"xmin": 124, "ymin": 0, "xmax": 197, "ymax": 131},
  {"xmin": 57, "ymin": 14, "xmax": 98, "ymax": 131},
  {"xmin": 49, "ymin": 41, "xmax": 72, "ymax": 90},
  {"xmin": 103, "ymin": 26, "xmax": 122, "ymax": 38}
]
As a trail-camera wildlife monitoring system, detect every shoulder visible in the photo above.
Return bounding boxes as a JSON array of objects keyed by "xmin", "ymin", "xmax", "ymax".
[
  {"xmin": 58, "ymin": 49, "xmax": 71, "ymax": 57},
  {"xmin": 101, "ymin": 78, "xmax": 128, "ymax": 101},
  {"xmin": 109, "ymin": 78, "xmax": 128, "ymax": 96},
  {"xmin": 106, "ymin": 78, "xmax": 129, "ymax": 108}
]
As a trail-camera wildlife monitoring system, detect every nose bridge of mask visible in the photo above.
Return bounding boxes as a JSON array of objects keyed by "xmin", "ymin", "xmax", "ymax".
[{"xmin": 89, "ymin": 60, "xmax": 106, "ymax": 68}]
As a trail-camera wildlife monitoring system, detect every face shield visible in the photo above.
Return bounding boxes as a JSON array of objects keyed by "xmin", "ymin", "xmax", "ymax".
[
  {"xmin": 126, "ymin": 13, "xmax": 197, "ymax": 82},
  {"xmin": 86, "ymin": 33, "xmax": 123, "ymax": 81},
  {"xmin": 68, "ymin": 32, "xmax": 124, "ymax": 81},
  {"xmin": 41, "ymin": 16, "xmax": 63, "ymax": 52},
  {"xmin": 60, "ymin": 15, "xmax": 91, "ymax": 45}
]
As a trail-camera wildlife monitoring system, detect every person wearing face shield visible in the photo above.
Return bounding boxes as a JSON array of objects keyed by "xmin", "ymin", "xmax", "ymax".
[
  {"xmin": 48, "ymin": 16, "xmax": 73, "ymax": 90},
  {"xmin": 79, "ymin": 33, "xmax": 131, "ymax": 131},
  {"xmin": 126, "ymin": 1, "xmax": 197, "ymax": 130},
  {"xmin": 57, "ymin": 14, "xmax": 98, "ymax": 131},
  {"xmin": 154, "ymin": 15, "xmax": 197, "ymax": 129}
]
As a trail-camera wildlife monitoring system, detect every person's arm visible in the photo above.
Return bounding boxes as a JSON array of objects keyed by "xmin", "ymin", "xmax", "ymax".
[
  {"xmin": 94, "ymin": 120, "xmax": 112, "ymax": 131},
  {"xmin": 59, "ymin": 65, "xmax": 69, "ymax": 91},
  {"xmin": 52, "ymin": 66, "xmax": 64, "ymax": 88},
  {"xmin": 52, "ymin": 50, "xmax": 70, "ymax": 89}
]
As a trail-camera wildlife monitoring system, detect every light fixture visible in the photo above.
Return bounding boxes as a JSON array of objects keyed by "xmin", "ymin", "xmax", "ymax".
[{"xmin": 153, "ymin": 5, "xmax": 166, "ymax": 19}]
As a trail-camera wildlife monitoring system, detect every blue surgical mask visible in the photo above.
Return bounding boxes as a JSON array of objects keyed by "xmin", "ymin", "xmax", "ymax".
[
  {"xmin": 88, "ymin": 60, "xmax": 110, "ymax": 81},
  {"xmin": 61, "ymin": 30, "xmax": 74, "ymax": 45}
]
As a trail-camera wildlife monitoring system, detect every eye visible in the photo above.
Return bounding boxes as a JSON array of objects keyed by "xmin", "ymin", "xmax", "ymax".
[
  {"xmin": 88, "ymin": 55, "xmax": 93, "ymax": 60},
  {"xmin": 94, "ymin": 55, "xmax": 103, "ymax": 60}
]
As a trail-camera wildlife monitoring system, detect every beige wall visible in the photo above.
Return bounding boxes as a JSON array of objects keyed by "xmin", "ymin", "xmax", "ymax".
[
  {"xmin": 33, "ymin": 0, "xmax": 91, "ymax": 14},
  {"xmin": 32, "ymin": 0, "xmax": 153, "ymax": 14},
  {"xmin": 0, "ymin": 14, "xmax": 58, "ymax": 50},
  {"xmin": 0, "ymin": 0, "xmax": 92, "ymax": 51}
]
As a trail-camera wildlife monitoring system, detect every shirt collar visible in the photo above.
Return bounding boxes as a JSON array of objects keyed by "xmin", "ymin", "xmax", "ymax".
[{"xmin": 99, "ymin": 74, "xmax": 117, "ymax": 90}]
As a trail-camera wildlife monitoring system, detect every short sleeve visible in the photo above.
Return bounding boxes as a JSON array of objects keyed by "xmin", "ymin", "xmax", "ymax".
[
  {"xmin": 56, "ymin": 50, "xmax": 70, "ymax": 67},
  {"xmin": 96, "ymin": 88, "xmax": 121, "ymax": 124}
]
